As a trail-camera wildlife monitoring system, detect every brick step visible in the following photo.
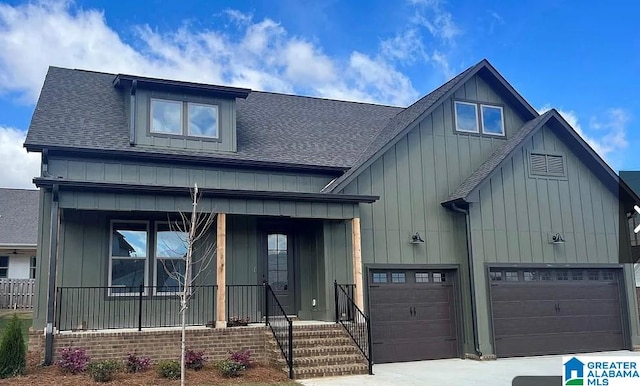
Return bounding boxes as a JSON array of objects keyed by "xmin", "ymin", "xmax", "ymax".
[
  {"xmin": 270, "ymin": 352, "xmax": 366, "ymax": 367},
  {"xmin": 291, "ymin": 345, "xmax": 362, "ymax": 357},
  {"xmin": 293, "ymin": 363, "xmax": 370, "ymax": 379},
  {"xmin": 268, "ymin": 347, "xmax": 364, "ymax": 365},
  {"xmin": 266, "ymin": 336, "xmax": 355, "ymax": 348},
  {"xmin": 291, "ymin": 329, "xmax": 349, "ymax": 338}
]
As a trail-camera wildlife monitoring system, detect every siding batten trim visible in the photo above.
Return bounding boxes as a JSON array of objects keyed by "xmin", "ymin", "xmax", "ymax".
[
  {"xmin": 351, "ymin": 217, "xmax": 364, "ymax": 310},
  {"xmin": 216, "ymin": 213, "xmax": 226, "ymax": 328}
]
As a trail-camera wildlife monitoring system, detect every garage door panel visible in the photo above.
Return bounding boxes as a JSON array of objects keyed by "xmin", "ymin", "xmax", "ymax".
[
  {"xmin": 495, "ymin": 332, "xmax": 625, "ymax": 357},
  {"xmin": 494, "ymin": 314, "xmax": 622, "ymax": 336},
  {"xmin": 492, "ymin": 300, "xmax": 558, "ymax": 318},
  {"xmin": 489, "ymin": 268, "xmax": 625, "ymax": 358},
  {"xmin": 372, "ymin": 320, "xmax": 455, "ymax": 339},
  {"xmin": 373, "ymin": 337, "xmax": 457, "ymax": 363}
]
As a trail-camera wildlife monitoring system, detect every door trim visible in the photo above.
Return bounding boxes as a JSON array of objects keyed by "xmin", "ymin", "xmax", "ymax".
[{"xmin": 258, "ymin": 221, "xmax": 297, "ymax": 315}]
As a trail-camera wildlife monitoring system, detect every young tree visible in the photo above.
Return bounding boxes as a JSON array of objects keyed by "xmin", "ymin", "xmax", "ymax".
[{"xmin": 159, "ymin": 184, "xmax": 217, "ymax": 386}]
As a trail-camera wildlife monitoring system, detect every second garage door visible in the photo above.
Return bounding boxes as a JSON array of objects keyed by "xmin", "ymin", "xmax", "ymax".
[
  {"xmin": 489, "ymin": 268, "xmax": 625, "ymax": 357},
  {"xmin": 369, "ymin": 269, "xmax": 459, "ymax": 363}
]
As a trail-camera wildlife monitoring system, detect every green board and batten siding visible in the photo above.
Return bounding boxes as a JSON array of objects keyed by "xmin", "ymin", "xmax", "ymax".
[
  {"xmin": 47, "ymin": 157, "xmax": 334, "ymax": 193},
  {"xmin": 468, "ymin": 123, "xmax": 640, "ymax": 353},
  {"xmin": 340, "ymin": 73, "xmax": 639, "ymax": 355}
]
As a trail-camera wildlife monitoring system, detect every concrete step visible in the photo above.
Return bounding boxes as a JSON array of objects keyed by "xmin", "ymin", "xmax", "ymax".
[{"xmin": 293, "ymin": 363, "xmax": 370, "ymax": 379}]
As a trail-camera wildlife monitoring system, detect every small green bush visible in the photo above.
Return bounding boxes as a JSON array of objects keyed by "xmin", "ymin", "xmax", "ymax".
[
  {"xmin": 86, "ymin": 359, "xmax": 121, "ymax": 382},
  {"xmin": 215, "ymin": 358, "xmax": 245, "ymax": 377},
  {"xmin": 156, "ymin": 360, "xmax": 181, "ymax": 380},
  {"xmin": 0, "ymin": 314, "xmax": 26, "ymax": 378}
]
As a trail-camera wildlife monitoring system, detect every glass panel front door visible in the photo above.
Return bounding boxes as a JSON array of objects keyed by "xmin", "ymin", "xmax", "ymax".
[{"xmin": 266, "ymin": 233, "xmax": 293, "ymax": 314}]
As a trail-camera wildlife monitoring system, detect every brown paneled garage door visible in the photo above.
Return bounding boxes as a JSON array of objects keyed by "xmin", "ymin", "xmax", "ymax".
[
  {"xmin": 369, "ymin": 269, "xmax": 458, "ymax": 363},
  {"xmin": 489, "ymin": 268, "xmax": 625, "ymax": 357}
]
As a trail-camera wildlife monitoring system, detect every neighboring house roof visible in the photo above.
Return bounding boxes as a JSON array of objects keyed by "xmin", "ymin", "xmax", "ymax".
[
  {"xmin": 443, "ymin": 109, "xmax": 640, "ymax": 206},
  {"xmin": 0, "ymin": 188, "xmax": 39, "ymax": 247},
  {"xmin": 322, "ymin": 59, "xmax": 539, "ymax": 193},
  {"xmin": 24, "ymin": 67, "xmax": 402, "ymax": 170}
]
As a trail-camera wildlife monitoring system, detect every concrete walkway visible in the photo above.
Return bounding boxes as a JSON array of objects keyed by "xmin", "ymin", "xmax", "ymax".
[{"xmin": 300, "ymin": 351, "xmax": 640, "ymax": 386}]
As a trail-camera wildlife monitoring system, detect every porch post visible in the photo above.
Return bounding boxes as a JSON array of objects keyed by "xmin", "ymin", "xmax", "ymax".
[
  {"xmin": 215, "ymin": 213, "xmax": 227, "ymax": 328},
  {"xmin": 351, "ymin": 217, "xmax": 364, "ymax": 310}
]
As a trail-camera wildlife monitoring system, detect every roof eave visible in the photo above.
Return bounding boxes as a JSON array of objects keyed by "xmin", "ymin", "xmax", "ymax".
[
  {"xmin": 33, "ymin": 178, "xmax": 380, "ymax": 204},
  {"xmin": 113, "ymin": 74, "xmax": 251, "ymax": 99}
]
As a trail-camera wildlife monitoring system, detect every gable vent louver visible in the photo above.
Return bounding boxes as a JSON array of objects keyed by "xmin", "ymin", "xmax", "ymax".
[{"xmin": 530, "ymin": 153, "xmax": 565, "ymax": 177}]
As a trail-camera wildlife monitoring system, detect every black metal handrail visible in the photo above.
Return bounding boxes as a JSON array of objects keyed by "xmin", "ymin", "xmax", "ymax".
[
  {"xmin": 264, "ymin": 283, "xmax": 293, "ymax": 379},
  {"xmin": 226, "ymin": 284, "xmax": 264, "ymax": 325},
  {"xmin": 55, "ymin": 285, "xmax": 217, "ymax": 332},
  {"xmin": 334, "ymin": 281, "xmax": 373, "ymax": 375}
]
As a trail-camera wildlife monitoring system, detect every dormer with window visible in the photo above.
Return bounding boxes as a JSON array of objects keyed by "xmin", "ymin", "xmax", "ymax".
[{"xmin": 114, "ymin": 75, "xmax": 251, "ymax": 153}]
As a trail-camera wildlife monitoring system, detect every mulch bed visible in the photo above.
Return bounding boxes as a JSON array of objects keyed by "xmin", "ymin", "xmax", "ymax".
[{"xmin": 0, "ymin": 353, "xmax": 294, "ymax": 385}]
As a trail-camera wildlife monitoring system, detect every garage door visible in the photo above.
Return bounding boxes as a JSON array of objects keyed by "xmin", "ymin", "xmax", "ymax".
[
  {"xmin": 369, "ymin": 270, "xmax": 458, "ymax": 363},
  {"xmin": 489, "ymin": 268, "xmax": 625, "ymax": 357}
]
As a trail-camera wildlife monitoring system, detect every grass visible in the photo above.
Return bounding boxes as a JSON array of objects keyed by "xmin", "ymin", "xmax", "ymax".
[{"xmin": 0, "ymin": 312, "xmax": 32, "ymax": 345}]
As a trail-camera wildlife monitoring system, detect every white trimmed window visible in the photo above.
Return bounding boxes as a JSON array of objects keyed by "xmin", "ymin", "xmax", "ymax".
[
  {"xmin": 455, "ymin": 101, "xmax": 505, "ymax": 136},
  {"xmin": 454, "ymin": 101, "xmax": 479, "ymax": 133},
  {"xmin": 109, "ymin": 221, "xmax": 148, "ymax": 295},
  {"xmin": 150, "ymin": 98, "xmax": 219, "ymax": 139},
  {"xmin": 480, "ymin": 105, "xmax": 505, "ymax": 136},
  {"xmin": 155, "ymin": 222, "xmax": 189, "ymax": 294}
]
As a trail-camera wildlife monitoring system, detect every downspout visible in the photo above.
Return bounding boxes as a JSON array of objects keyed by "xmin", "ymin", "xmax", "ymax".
[
  {"xmin": 449, "ymin": 202, "xmax": 482, "ymax": 358},
  {"xmin": 44, "ymin": 184, "xmax": 59, "ymax": 366},
  {"xmin": 129, "ymin": 80, "xmax": 137, "ymax": 146}
]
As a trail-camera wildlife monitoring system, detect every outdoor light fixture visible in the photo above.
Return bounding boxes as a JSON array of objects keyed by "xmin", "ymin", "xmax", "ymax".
[
  {"xmin": 549, "ymin": 233, "xmax": 565, "ymax": 244},
  {"xmin": 411, "ymin": 232, "xmax": 425, "ymax": 244}
]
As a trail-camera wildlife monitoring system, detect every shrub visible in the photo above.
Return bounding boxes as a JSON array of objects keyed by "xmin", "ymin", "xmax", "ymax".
[
  {"xmin": 86, "ymin": 360, "xmax": 120, "ymax": 382},
  {"xmin": 56, "ymin": 347, "xmax": 90, "ymax": 374},
  {"xmin": 0, "ymin": 314, "xmax": 26, "ymax": 378},
  {"xmin": 215, "ymin": 358, "xmax": 246, "ymax": 377},
  {"xmin": 184, "ymin": 349, "xmax": 207, "ymax": 371},
  {"xmin": 156, "ymin": 360, "xmax": 180, "ymax": 380},
  {"xmin": 124, "ymin": 353, "xmax": 151, "ymax": 373},
  {"xmin": 229, "ymin": 349, "xmax": 252, "ymax": 368}
]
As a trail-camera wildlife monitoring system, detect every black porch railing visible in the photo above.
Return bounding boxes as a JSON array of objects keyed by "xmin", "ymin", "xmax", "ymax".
[
  {"xmin": 334, "ymin": 281, "xmax": 373, "ymax": 375},
  {"xmin": 55, "ymin": 285, "xmax": 217, "ymax": 332},
  {"xmin": 265, "ymin": 283, "xmax": 293, "ymax": 379},
  {"xmin": 226, "ymin": 284, "xmax": 264, "ymax": 325}
]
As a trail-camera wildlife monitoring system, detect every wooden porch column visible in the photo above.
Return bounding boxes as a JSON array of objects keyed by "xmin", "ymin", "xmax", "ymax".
[
  {"xmin": 216, "ymin": 213, "xmax": 227, "ymax": 328},
  {"xmin": 351, "ymin": 217, "xmax": 364, "ymax": 310}
]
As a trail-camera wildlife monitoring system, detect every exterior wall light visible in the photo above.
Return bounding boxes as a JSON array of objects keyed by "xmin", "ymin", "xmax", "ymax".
[{"xmin": 411, "ymin": 232, "xmax": 425, "ymax": 244}]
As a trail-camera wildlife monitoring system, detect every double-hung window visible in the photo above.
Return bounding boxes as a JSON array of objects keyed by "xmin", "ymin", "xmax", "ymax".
[
  {"xmin": 155, "ymin": 222, "xmax": 189, "ymax": 294},
  {"xmin": 151, "ymin": 99, "xmax": 219, "ymax": 139},
  {"xmin": 109, "ymin": 221, "xmax": 148, "ymax": 294}
]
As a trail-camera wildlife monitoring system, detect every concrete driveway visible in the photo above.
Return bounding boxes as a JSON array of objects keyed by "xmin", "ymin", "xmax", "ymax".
[{"xmin": 300, "ymin": 351, "xmax": 640, "ymax": 386}]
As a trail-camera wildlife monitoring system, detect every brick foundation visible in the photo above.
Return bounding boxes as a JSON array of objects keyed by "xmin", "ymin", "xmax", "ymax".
[{"xmin": 28, "ymin": 326, "xmax": 270, "ymax": 364}]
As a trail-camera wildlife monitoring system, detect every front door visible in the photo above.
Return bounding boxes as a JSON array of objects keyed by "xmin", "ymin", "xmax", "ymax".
[{"xmin": 263, "ymin": 232, "xmax": 295, "ymax": 315}]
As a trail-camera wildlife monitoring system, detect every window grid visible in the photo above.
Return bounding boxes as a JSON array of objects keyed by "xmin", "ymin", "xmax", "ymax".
[
  {"xmin": 372, "ymin": 273, "xmax": 387, "ymax": 283},
  {"xmin": 415, "ymin": 273, "xmax": 430, "ymax": 283},
  {"xmin": 556, "ymin": 271, "xmax": 569, "ymax": 281},
  {"xmin": 433, "ymin": 272, "xmax": 446, "ymax": 283},
  {"xmin": 29, "ymin": 256, "xmax": 36, "ymax": 279},
  {"xmin": 505, "ymin": 271, "xmax": 519, "ymax": 282},
  {"xmin": 391, "ymin": 273, "xmax": 406, "ymax": 283},
  {"xmin": 489, "ymin": 271, "xmax": 502, "ymax": 281},
  {"xmin": 571, "ymin": 271, "xmax": 584, "ymax": 280},
  {"xmin": 523, "ymin": 271, "xmax": 536, "ymax": 281}
]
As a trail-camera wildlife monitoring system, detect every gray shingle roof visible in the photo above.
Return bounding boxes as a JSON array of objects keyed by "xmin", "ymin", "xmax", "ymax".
[
  {"xmin": 322, "ymin": 63, "xmax": 477, "ymax": 192},
  {"xmin": 25, "ymin": 67, "xmax": 403, "ymax": 169},
  {"xmin": 443, "ymin": 111, "xmax": 553, "ymax": 204},
  {"xmin": 0, "ymin": 189, "xmax": 39, "ymax": 246}
]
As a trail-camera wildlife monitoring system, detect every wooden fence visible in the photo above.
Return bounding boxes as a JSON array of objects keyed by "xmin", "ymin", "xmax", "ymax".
[{"xmin": 0, "ymin": 279, "xmax": 35, "ymax": 309}]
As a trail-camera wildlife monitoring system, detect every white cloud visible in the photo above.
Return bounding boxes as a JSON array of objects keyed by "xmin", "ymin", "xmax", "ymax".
[
  {"xmin": 0, "ymin": 1, "xmax": 422, "ymax": 106},
  {"xmin": 0, "ymin": 127, "xmax": 39, "ymax": 189},
  {"xmin": 538, "ymin": 105, "xmax": 629, "ymax": 167}
]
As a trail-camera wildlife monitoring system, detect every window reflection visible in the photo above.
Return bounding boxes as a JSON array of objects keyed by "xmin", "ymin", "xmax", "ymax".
[{"xmin": 267, "ymin": 234, "xmax": 288, "ymax": 291}]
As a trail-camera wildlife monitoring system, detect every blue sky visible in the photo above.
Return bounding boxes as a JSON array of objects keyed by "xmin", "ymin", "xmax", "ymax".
[{"xmin": 0, "ymin": 0, "xmax": 638, "ymax": 188}]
